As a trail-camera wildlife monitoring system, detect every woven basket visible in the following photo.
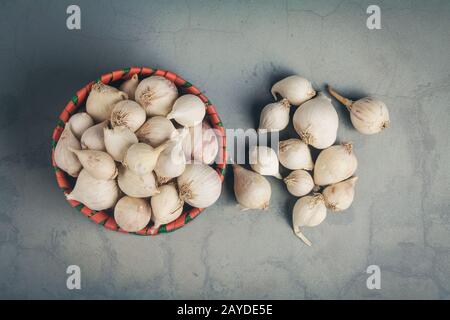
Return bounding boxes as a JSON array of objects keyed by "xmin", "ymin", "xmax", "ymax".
[{"xmin": 51, "ymin": 67, "xmax": 227, "ymax": 235}]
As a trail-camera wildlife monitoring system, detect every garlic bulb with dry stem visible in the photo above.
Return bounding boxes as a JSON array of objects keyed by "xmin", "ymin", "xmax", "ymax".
[
  {"xmin": 81, "ymin": 120, "xmax": 108, "ymax": 151},
  {"xmin": 271, "ymin": 75, "xmax": 316, "ymax": 106},
  {"xmin": 284, "ymin": 170, "xmax": 314, "ymax": 197},
  {"xmin": 104, "ymin": 126, "xmax": 138, "ymax": 162},
  {"xmin": 187, "ymin": 122, "xmax": 219, "ymax": 164},
  {"xmin": 292, "ymin": 194, "xmax": 327, "ymax": 246},
  {"xmin": 151, "ymin": 184, "xmax": 184, "ymax": 228},
  {"xmin": 66, "ymin": 169, "xmax": 119, "ymax": 211},
  {"xmin": 119, "ymin": 74, "xmax": 139, "ymax": 100},
  {"xmin": 293, "ymin": 92, "xmax": 339, "ymax": 149},
  {"xmin": 328, "ymin": 86, "xmax": 390, "ymax": 135},
  {"xmin": 278, "ymin": 138, "xmax": 313, "ymax": 170},
  {"xmin": 111, "ymin": 100, "xmax": 146, "ymax": 133},
  {"xmin": 136, "ymin": 116, "xmax": 176, "ymax": 147},
  {"xmin": 54, "ymin": 123, "xmax": 82, "ymax": 177},
  {"xmin": 117, "ymin": 166, "xmax": 159, "ymax": 198},
  {"xmin": 135, "ymin": 76, "xmax": 178, "ymax": 116},
  {"xmin": 69, "ymin": 148, "xmax": 117, "ymax": 180},
  {"xmin": 123, "ymin": 142, "xmax": 168, "ymax": 175},
  {"xmin": 86, "ymin": 82, "xmax": 128, "ymax": 122},
  {"xmin": 249, "ymin": 146, "xmax": 282, "ymax": 179},
  {"xmin": 177, "ymin": 164, "xmax": 222, "ymax": 208},
  {"xmin": 314, "ymin": 143, "xmax": 358, "ymax": 186},
  {"xmin": 68, "ymin": 112, "xmax": 94, "ymax": 139},
  {"xmin": 114, "ymin": 196, "xmax": 152, "ymax": 232},
  {"xmin": 232, "ymin": 164, "xmax": 271, "ymax": 210},
  {"xmin": 167, "ymin": 94, "xmax": 206, "ymax": 127},
  {"xmin": 258, "ymin": 98, "xmax": 291, "ymax": 133},
  {"xmin": 323, "ymin": 177, "xmax": 358, "ymax": 212}
]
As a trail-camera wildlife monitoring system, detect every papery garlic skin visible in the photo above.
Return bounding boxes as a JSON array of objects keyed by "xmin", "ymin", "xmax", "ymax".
[
  {"xmin": 232, "ymin": 164, "xmax": 271, "ymax": 210},
  {"xmin": 117, "ymin": 166, "xmax": 159, "ymax": 198},
  {"xmin": 81, "ymin": 120, "xmax": 109, "ymax": 151},
  {"xmin": 167, "ymin": 94, "xmax": 206, "ymax": 127},
  {"xmin": 284, "ymin": 170, "xmax": 314, "ymax": 197},
  {"xmin": 151, "ymin": 184, "xmax": 184, "ymax": 227},
  {"xmin": 54, "ymin": 123, "xmax": 82, "ymax": 177},
  {"xmin": 314, "ymin": 143, "xmax": 358, "ymax": 186},
  {"xmin": 66, "ymin": 169, "xmax": 119, "ymax": 211},
  {"xmin": 69, "ymin": 148, "xmax": 117, "ymax": 180},
  {"xmin": 271, "ymin": 75, "xmax": 316, "ymax": 106},
  {"xmin": 258, "ymin": 98, "xmax": 291, "ymax": 133},
  {"xmin": 86, "ymin": 82, "xmax": 128, "ymax": 122},
  {"xmin": 135, "ymin": 76, "xmax": 178, "ymax": 116},
  {"xmin": 249, "ymin": 146, "xmax": 282, "ymax": 179},
  {"xmin": 293, "ymin": 92, "xmax": 339, "ymax": 149},
  {"xmin": 119, "ymin": 74, "xmax": 139, "ymax": 100},
  {"xmin": 123, "ymin": 142, "xmax": 167, "ymax": 175},
  {"xmin": 136, "ymin": 116, "xmax": 176, "ymax": 147},
  {"xmin": 68, "ymin": 113, "xmax": 94, "ymax": 139},
  {"xmin": 292, "ymin": 194, "xmax": 327, "ymax": 246},
  {"xmin": 177, "ymin": 164, "xmax": 222, "ymax": 208},
  {"xmin": 187, "ymin": 122, "xmax": 219, "ymax": 164},
  {"xmin": 323, "ymin": 177, "xmax": 358, "ymax": 211},
  {"xmin": 104, "ymin": 126, "xmax": 138, "ymax": 162},
  {"xmin": 114, "ymin": 196, "xmax": 152, "ymax": 232},
  {"xmin": 278, "ymin": 138, "xmax": 313, "ymax": 170},
  {"xmin": 111, "ymin": 100, "xmax": 146, "ymax": 133}
]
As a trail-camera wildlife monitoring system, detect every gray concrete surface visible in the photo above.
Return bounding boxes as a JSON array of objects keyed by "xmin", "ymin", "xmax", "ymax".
[{"xmin": 0, "ymin": 0, "xmax": 449, "ymax": 299}]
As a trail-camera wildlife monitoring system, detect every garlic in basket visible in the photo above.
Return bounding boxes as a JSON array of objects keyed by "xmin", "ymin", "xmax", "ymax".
[
  {"xmin": 110, "ymin": 100, "xmax": 146, "ymax": 133},
  {"xmin": 86, "ymin": 82, "xmax": 128, "ymax": 122},
  {"xmin": 54, "ymin": 123, "xmax": 82, "ymax": 177},
  {"xmin": 136, "ymin": 116, "xmax": 176, "ymax": 148},
  {"xmin": 135, "ymin": 76, "xmax": 178, "ymax": 116},
  {"xmin": 186, "ymin": 122, "xmax": 219, "ymax": 164},
  {"xmin": 167, "ymin": 94, "xmax": 206, "ymax": 127},
  {"xmin": 119, "ymin": 74, "xmax": 139, "ymax": 100},
  {"xmin": 117, "ymin": 165, "xmax": 159, "ymax": 198},
  {"xmin": 80, "ymin": 120, "xmax": 109, "ymax": 151},
  {"xmin": 151, "ymin": 184, "xmax": 184, "ymax": 228},
  {"xmin": 114, "ymin": 196, "xmax": 152, "ymax": 232},
  {"xmin": 68, "ymin": 112, "xmax": 94, "ymax": 140},
  {"xmin": 123, "ymin": 142, "xmax": 168, "ymax": 176},
  {"xmin": 69, "ymin": 148, "xmax": 117, "ymax": 180},
  {"xmin": 104, "ymin": 126, "xmax": 138, "ymax": 162}
]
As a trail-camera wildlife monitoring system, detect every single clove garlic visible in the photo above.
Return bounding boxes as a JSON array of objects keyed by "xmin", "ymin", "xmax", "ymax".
[
  {"xmin": 278, "ymin": 138, "xmax": 314, "ymax": 170},
  {"xmin": 114, "ymin": 196, "xmax": 152, "ymax": 232},
  {"xmin": 86, "ymin": 82, "xmax": 128, "ymax": 122},
  {"xmin": 68, "ymin": 112, "xmax": 94, "ymax": 139},
  {"xmin": 110, "ymin": 100, "xmax": 146, "ymax": 133},
  {"xmin": 258, "ymin": 98, "xmax": 291, "ymax": 133},
  {"xmin": 151, "ymin": 184, "xmax": 184, "ymax": 228},
  {"xmin": 271, "ymin": 75, "xmax": 316, "ymax": 106},
  {"xmin": 292, "ymin": 194, "xmax": 327, "ymax": 246},
  {"xmin": 80, "ymin": 120, "xmax": 109, "ymax": 151},
  {"xmin": 322, "ymin": 177, "xmax": 358, "ymax": 212},
  {"xmin": 54, "ymin": 123, "xmax": 82, "ymax": 177},
  {"xmin": 117, "ymin": 165, "xmax": 159, "ymax": 198},
  {"xmin": 249, "ymin": 146, "xmax": 282, "ymax": 179},
  {"xmin": 69, "ymin": 148, "xmax": 117, "ymax": 180},
  {"xmin": 136, "ymin": 116, "xmax": 176, "ymax": 148},
  {"xmin": 135, "ymin": 76, "xmax": 178, "ymax": 116},
  {"xmin": 283, "ymin": 170, "xmax": 315, "ymax": 197},
  {"xmin": 123, "ymin": 142, "xmax": 168, "ymax": 175},
  {"xmin": 119, "ymin": 74, "xmax": 139, "ymax": 100},
  {"xmin": 167, "ymin": 94, "xmax": 206, "ymax": 127},
  {"xmin": 104, "ymin": 126, "xmax": 138, "ymax": 162},
  {"xmin": 232, "ymin": 164, "xmax": 271, "ymax": 210}
]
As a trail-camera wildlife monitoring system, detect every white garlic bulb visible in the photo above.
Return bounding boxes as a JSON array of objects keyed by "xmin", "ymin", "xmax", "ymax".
[
  {"xmin": 314, "ymin": 143, "xmax": 358, "ymax": 186},
  {"xmin": 258, "ymin": 98, "xmax": 291, "ymax": 133},
  {"xmin": 293, "ymin": 92, "xmax": 339, "ymax": 149},
  {"xmin": 292, "ymin": 194, "xmax": 327, "ymax": 246},
  {"xmin": 135, "ymin": 76, "xmax": 178, "ymax": 116},
  {"xmin": 66, "ymin": 169, "xmax": 119, "ymax": 211},
  {"xmin": 187, "ymin": 122, "xmax": 219, "ymax": 164},
  {"xmin": 232, "ymin": 164, "xmax": 271, "ymax": 210},
  {"xmin": 136, "ymin": 116, "xmax": 176, "ymax": 147},
  {"xmin": 117, "ymin": 165, "xmax": 159, "ymax": 198},
  {"xmin": 284, "ymin": 170, "xmax": 314, "ymax": 197},
  {"xmin": 69, "ymin": 148, "xmax": 117, "ymax": 180},
  {"xmin": 110, "ymin": 100, "xmax": 146, "ymax": 133},
  {"xmin": 68, "ymin": 112, "xmax": 94, "ymax": 139},
  {"xmin": 278, "ymin": 138, "xmax": 313, "ymax": 170},
  {"xmin": 151, "ymin": 184, "xmax": 184, "ymax": 228},
  {"xmin": 323, "ymin": 177, "xmax": 358, "ymax": 212},
  {"xmin": 271, "ymin": 75, "xmax": 316, "ymax": 106},
  {"xmin": 167, "ymin": 94, "xmax": 206, "ymax": 127},
  {"xmin": 177, "ymin": 164, "xmax": 222, "ymax": 208},
  {"xmin": 119, "ymin": 74, "xmax": 139, "ymax": 100},
  {"xmin": 54, "ymin": 123, "xmax": 82, "ymax": 177},
  {"xmin": 123, "ymin": 142, "xmax": 168, "ymax": 175},
  {"xmin": 80, "ymin": 120, "xmax": 108, "ymax": 151},
  {"xmin": 104, "ymin": 126, "xmax": 138, "ymax": 162},
  {"xmin": 249, "ymin": 146, "xmax": 282, "ymax": 179},
  {"xmin": 328, "ymin": 86, "xmax": 390, "ymax": 135},
  {"xmin": 114, "ymin": 196, "xmax": 152, "ymax": 232},
  {"xmin": 86, "ymin": 82, "xmax": 128, "ymax": 122}
]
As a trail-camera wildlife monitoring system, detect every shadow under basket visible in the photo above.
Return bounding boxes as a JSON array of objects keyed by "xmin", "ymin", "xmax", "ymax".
[{"xmin": 51, "ymin": 67, "xmax": 227, "ymax": 235}]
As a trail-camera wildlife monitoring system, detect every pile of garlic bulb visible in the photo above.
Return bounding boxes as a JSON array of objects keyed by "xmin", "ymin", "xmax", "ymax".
[
  {"xmin": 55, "ymin": 75, "xmax": 221, "ymax": 232},
  {"xmin": 233, "ymin": 75, "xmax": 389, "ymax": 246}
]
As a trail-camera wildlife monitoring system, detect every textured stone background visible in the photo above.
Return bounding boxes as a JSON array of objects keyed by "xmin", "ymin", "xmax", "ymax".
[{"xmin": 0, "ymin": 0, "xmax": 449, "ymax": 299}]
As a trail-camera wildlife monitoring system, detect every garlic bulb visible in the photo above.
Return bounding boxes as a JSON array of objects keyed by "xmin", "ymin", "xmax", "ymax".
[
  {"xmin": 293, "ymin": 92, "xmax": 339, "ymax": 149},
  {"xmin": 271, "ymin": 75, "xmax": 316, "ymax": 106},
  {"xmin": 54, "ymin": 123, "xmax": 82, "ymax": 177},
  {"xmin": 80, "ymin": 120, "xmax": 108, "ymax": 151},
  {"xmin": 151, "ymin": 184, "xmax": 184, "ymax": 228},
  {"xmin": 328, "ymin": 86, "xmax": 390, "ymax": 135},
  {"xmin": 167, "ymin": 94, "xmax": 206, "ymax": 127},
  {"xmin": 123, "ymin": 142, "xmax": 168, "ymax": 175},
  {"xmin": 69, "ymin": 148, "xmax": 117, "ymax": 180},
  {"xmin": 188, "ymin": 122, "xmax": 219, "ymax": 164},
  {"xmin": 135, "ymin": 76, "xmax": 178, "ymax": 116},
  {"xmin": 292, "ymin": 194, "xmax": 327, "ymax": 246},
  {"xmin": 119, "ymin": 74, "xmax": 139, "ymax": 100},
  {"xmin": 117, "ymin": 165, "xmax": 159, "ymax": 198},
  {"xmin": 66, "ymin": 169, "xmax": 119, "ymax": 211},
  {"xmin": 86, "ymin": 82, "xmax": 128, "ymax": 122},
  {"xmin": 110, "ymin": 100, "xmax": 146, "ymax": 132},
  {"xmin": 323, "ymin": 177, "xmax": 358, "ymax": 212},
  {"xmin": 68, "ymin": 112, "xmax": 94, "ymax": 139},
  {"xmin": 104, "ymin": 126, "xmax": 138, "ymax": 162},
  {"xmin": 114, "ymin": 196, "xmax": 152, "ymax": 232},
  {"xmin": 232, "ymin": 164, "xmax": 271, "ymax": 210},
  {"xmin": 278, "ymin": 138, "xmax": 313, "ymax": 170},
  {"xmin": 314, "ymin": 143, "xmax": 358, "ymax": 186},
  {"xmin": 177, "ymin": 164, "xmax": 222, "ymax": 208},
  {"xmin": 284, "ymin": 170, "xmax": 314, "ymax": 197},
  {"xmin": 258, "ymin": 98, "xmax": 291, "ymax": 133},
  {"xmin": 249, "ymin": 146, "xmax": 282, "ymax": 179},
  {"xmin": 136, "ymin": 116, "xmax": 176, "ymax": 147}
]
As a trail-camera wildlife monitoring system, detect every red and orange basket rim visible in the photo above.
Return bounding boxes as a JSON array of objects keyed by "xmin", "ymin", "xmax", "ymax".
[{"xmin": 51, "ymin": 67, "xmax": 227, "ymax": 235}]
